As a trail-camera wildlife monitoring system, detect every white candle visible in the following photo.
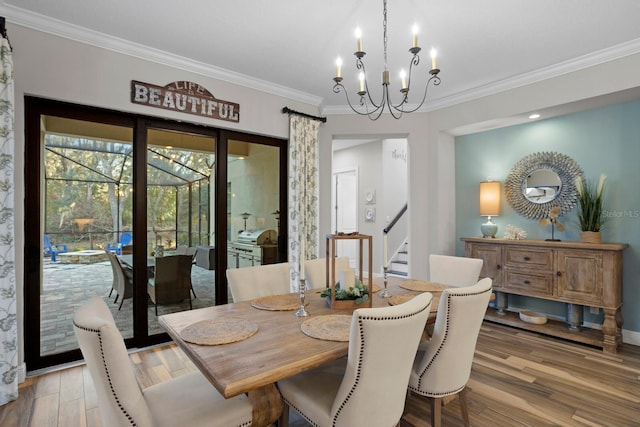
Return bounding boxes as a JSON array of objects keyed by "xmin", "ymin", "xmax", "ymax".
[
  {"xmin": 300, "ymin": 238, "xmax": 305, "ymax": 280},
  {"xmin": 383, "ymin": 234, "xmax": 389, "ymax": 268},
  {"xmin": 399, "ymin": 69, "xmax": 407, "ymax": 90},
  {"xmin": 335, "ymin": 57, "xmax": 342, "ymax": 79},
  {"xmin": 358, "ymin": 72, "xmax": 365, "ymax": 92},
  {"xmin": 340, "ymin": 268, "xmax": 355, "ymax": 288},
  {"xmin": 355, "ymin": 27, "xmax": 363, "ymax": 52},
  {"xmin": 430, "ymin": 48, "xmax": 437, "ymax": 70},
  {"xmin": 412, "ymin": 24, "xmax": 419, "ymax": 48}
]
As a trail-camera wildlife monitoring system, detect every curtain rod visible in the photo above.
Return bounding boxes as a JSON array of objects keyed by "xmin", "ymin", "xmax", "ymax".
[{"xmin": 282, "ymin": 107, "xmax": 327, "ymax": 123}]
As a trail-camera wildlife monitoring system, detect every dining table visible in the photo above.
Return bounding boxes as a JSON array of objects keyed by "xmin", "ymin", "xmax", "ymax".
[{"xmin": 158, "ymin": 275, "xmax": 448, "ymax": 426}]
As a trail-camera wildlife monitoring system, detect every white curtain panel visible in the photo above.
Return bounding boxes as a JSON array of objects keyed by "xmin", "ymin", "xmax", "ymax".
[
  {"xmin": 287, "ymin": 115, "xmax": 320, "ymax": 292},
  {"xmin": 0, "ymin": 29, "xmax": 17, "ymax": 405}
]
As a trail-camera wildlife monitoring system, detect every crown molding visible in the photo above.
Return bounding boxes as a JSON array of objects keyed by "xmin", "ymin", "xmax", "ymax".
[
  {"xmin": 4, "ymin": 3, "xmax": 640, "ymax": 116},
  {"xmin": 0, "ymin": 3, "xmax": 324, "ymax": 107}
]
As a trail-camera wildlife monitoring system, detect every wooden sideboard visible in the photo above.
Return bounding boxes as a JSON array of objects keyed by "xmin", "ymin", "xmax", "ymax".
[{"xmin": 461, "ymin": 237, "xmax": 628, "ymax": 353}]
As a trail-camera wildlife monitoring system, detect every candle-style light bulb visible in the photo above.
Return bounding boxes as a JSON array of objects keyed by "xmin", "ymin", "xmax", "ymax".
[
  {"xmin": 399, "ymin": 69, "xmax": 407, "ymax": 90},
  {"xmin": 412, "ymin": 24, "xmax": 419, "ymax": 48},
  {"xmin": 335, "ymin": 57, "xmax": 342, "ymax": 78},
  {"xmin": 430, "ymin": 48, "xmax": 438, "ymax": 70},
  {"xmin": 355, "ymin": 27, "xmax": 363, "ymax": 52},
  {"xmin": 358, "ymin": 72, "xmax": 365, "ymax": 92}
]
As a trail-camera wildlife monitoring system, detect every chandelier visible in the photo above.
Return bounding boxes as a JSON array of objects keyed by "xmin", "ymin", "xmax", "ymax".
[{"xmin": 332, "ymin": 0, "xmax": 442, "ymax": 120}]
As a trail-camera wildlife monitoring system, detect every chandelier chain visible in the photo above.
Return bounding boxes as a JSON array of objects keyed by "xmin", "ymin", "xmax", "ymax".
[{"xmin": 383, "ymin": 0, "xmax": 388, "ymax": 71}]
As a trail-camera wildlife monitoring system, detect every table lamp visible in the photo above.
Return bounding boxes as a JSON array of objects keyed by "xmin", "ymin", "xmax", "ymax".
[{"xmin": 479, "ymin": 181, "xmax": 500, "ymax": 238}]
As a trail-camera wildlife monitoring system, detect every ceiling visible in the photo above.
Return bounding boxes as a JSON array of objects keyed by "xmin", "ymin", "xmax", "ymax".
[{"xmin": 3, "ymin": 0, "xmax": 640, "ymax": 115}]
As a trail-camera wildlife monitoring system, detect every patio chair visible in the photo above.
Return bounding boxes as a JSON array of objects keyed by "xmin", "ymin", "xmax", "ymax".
[
  {"xmin": 106, "ymin": 231, "xmax": 133, "ymax": 255},
  {"xmin": 147, "ymin": 254, "xmax": 193, "ymax": 315},
  {"xmin": 43, "ymin": 234, "xmax": 68, "ymax": 262},
  {"xmin": 105, "ymin": 250, "xmax": 133, "ymax": 310}
]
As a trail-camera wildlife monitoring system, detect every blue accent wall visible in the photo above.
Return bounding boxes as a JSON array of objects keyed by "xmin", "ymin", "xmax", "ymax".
[{"xmin": 455, "ymin": 99, "xmax": 640, "ymax": 333}]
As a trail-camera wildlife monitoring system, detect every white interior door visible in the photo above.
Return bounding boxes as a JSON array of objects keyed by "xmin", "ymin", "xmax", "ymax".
[{"xmin": 333, "ymin": 169, "xmax": 358, "ymax": 267}]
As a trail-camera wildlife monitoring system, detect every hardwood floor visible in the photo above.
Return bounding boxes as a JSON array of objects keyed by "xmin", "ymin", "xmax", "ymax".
[{"xmin": 2, "ymin": 322, "xmax": 639, "ymax": 427}]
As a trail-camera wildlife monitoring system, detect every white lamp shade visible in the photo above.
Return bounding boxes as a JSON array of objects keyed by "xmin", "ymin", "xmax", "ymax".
[{"xmin": 479, "ymin": 181, "xmax": 501, "ymax": 216}]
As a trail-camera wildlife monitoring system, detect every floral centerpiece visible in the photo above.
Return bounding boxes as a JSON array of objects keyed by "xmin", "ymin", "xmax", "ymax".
[
  {"xmin": 575, "ymin": 174, "xmax": 606, "ymax": 243},
  {"xmin": 320, "ymin": 278, "xmax": 370, "ymax": 308}
]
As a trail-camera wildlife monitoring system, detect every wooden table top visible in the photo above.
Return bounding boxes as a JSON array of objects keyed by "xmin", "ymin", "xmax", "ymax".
[{"xmin": 159, "ymin": 276, "xmax": 446, "ymax": 398}]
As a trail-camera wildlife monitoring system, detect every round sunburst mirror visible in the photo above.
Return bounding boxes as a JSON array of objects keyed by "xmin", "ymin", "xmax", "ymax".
[{"xmin": 505, "ymin": 152, "xmax": 583, "ymax": 220}]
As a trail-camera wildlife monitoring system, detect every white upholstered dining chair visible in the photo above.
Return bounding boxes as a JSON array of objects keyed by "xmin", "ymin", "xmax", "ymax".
[
  {"xmin": 277, "ymin": 292, "xmax": 433, "ymax": 427},
  {"xmin": 303, "ymin": 257, "xmax": 350, "ymax": 289},
  {"xmin": 73, "ymin": 297, "xmax": 253, "ymax": 427},
  {"xmin": 408, "ymin": 278, "xmax": 493, "ymax": 427},
  {"xmin": 429, "ymin": 254, "xmax": 483, "ymax": 287},
  {"xmin": 226, "ymin": 262, "xmax": 291, "ymax": 302}
]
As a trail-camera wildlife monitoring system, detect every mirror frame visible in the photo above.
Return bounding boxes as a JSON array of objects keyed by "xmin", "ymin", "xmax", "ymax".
[{"xmin": 505, "ymin": 151, "xmax": 583, "ymax": 220}]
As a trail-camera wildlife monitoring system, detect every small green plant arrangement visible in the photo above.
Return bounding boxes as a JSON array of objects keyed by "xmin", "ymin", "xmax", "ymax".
[
  {"xmin": 575, "ymin": 174, "xmax": 606, "ymax": 232},
  {"xmin": 320, "ymin": 279, "xmax": 370, "ymax": 305}
]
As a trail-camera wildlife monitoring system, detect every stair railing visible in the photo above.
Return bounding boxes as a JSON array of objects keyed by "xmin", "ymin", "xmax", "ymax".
[{"xmin": 383, "ymin": 203, "xmax": 407, "ymax": 268}]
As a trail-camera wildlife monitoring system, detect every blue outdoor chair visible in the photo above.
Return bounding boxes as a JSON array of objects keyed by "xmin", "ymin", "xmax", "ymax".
[
  {"xmin": 44, "ymin": 234, "xmax": 68, "ymax": 262},
  {"xmin": 106, "ymin": 232, "xmax": 133, "ymax": 255}
]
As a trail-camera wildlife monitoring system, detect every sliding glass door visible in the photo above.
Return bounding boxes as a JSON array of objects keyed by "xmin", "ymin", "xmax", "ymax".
[{"xmin": 25, "ymin": 98, "xmax": 287, "ymax": 371}]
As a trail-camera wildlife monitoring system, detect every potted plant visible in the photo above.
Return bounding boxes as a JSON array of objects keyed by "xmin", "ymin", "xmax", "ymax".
[{"xmin": 575, "ymin": 174, "xmax": 606, "ymax": 243}]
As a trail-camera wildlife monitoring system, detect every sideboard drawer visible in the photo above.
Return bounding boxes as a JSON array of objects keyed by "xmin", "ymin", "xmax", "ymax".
[
  {"xmin": 504, "ymin": 247, "xmax": 553, "ymax": 270},
  {"xmin": 504, "ymin": 271, "xmax": 553, "ymax": 296}
]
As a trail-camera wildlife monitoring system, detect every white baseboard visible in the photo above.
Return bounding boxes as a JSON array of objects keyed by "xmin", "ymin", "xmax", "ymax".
[
  {"xmin": 622, "ymin": 329, "xmax": 640, "ymax": 346},
  {"xmin": 18, "ymin": 362, "xmax": 26, "ymax": 383}
]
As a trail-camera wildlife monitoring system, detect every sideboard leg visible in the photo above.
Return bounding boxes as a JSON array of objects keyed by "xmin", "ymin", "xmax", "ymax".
[
  {"xmin": 602, "ymin": 307, "xmax": 622, "ymax": 353},
  {"xmin": 565, "ymin": 303, "xmax": 583, "ymax": 332},
  {"xmin": 495, "ymin": 291, "xmax": 508, "ymax": 315}
]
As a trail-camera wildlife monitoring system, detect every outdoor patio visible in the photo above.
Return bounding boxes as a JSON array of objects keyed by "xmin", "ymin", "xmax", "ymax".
[{"xmin": 41, "ymin": 258, "xmax": 219, "ymax": 356}]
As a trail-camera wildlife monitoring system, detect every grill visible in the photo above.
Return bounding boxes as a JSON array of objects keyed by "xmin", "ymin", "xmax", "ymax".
[{"xmin": 228, "ymin": 229, "xmax": 278, "ymax": 267}]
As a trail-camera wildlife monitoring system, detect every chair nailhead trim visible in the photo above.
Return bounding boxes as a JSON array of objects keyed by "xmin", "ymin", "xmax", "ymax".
[
  {"xmin": 332, "ymin": 303, "xmax": 431, "ymax": 426},
  {"xmin": 414, "ymin": 287, "xmax": 491, "ymax": 394},
  {"xmin": 74, "ymin": 322, "xmax": 137, "ymax": 426}
]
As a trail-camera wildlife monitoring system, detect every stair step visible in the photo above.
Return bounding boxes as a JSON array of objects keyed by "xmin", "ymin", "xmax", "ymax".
[
  {"xmin": 388, "ymin": 269, "xmax": 408, "ymax": 277},
  {"xmin": 391, "ymin": 260, "xmax": 407, "ymax": 265}
]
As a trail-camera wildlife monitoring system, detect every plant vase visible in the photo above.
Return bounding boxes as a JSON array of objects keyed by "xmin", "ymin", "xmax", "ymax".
[
  {"xmin": 325, "ymin": 297, "xmax": 360, "ymax": 311},
  {"xmin": 580, "ymin": 231, "xmax": 602, "ymax": 244}
]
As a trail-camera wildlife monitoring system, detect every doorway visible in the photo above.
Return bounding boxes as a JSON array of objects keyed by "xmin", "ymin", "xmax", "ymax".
[{"xmin": 332, "ymin": 168, "xmax": 358, "ymax": 265}]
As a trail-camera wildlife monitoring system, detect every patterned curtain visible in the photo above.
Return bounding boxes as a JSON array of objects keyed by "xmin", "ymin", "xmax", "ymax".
[
  {"xmin": 287, "ymin": 115, "xmax": 320, "ymax": 291},
  {"xmin": 0, "ymin": 22, "xmax": 17, "ymax": 406}
]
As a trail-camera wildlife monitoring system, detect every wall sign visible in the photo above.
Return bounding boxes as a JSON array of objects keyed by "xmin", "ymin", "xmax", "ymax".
[{"xmin": 131, "ymin": 80, "xmax": 240, "ymax": 123}]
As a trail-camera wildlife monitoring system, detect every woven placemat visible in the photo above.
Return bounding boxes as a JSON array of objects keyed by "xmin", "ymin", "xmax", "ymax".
[
  {"xmin": 300, "ymin": 314, "xmax": 352, "ymax": 342},
  {"xmin": 180, "ymin": 318, "xmax": 259, "ymax": 345},
  {"xmin": 388, "ymin": 293, "xmax": 441, "ymax": 313},
  {"xmin": 251, "ymin": 293, "xmax": 307, "ymax": 311},
  {"xmin": 399, "ymin": 280, "xmax": 449, "ymax": 293}
]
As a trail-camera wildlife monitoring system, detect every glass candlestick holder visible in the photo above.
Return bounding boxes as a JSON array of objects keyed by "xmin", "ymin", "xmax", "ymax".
[
  {"xmin": 378, "ymin": 266, "xmax": 391, "ymax": 298},
  {"xmin": 295, "ymin": 278, "xmax": 309, "ymax": 317}
]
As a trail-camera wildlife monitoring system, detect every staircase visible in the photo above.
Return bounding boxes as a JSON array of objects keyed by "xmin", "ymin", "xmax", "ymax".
[{"xmin": 387, "ymin": 241, "xmax": 408, "ymax": 277}]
